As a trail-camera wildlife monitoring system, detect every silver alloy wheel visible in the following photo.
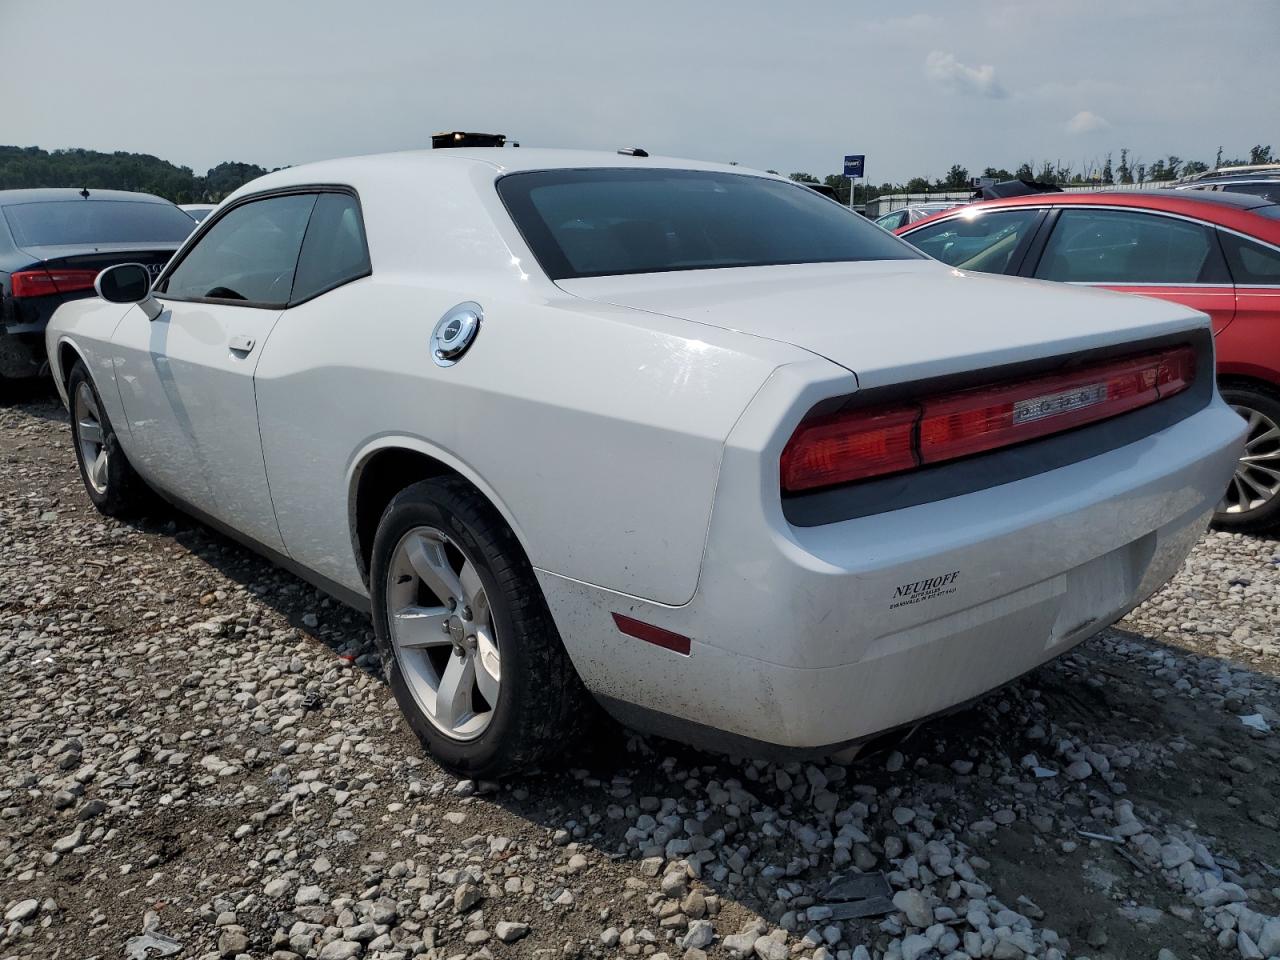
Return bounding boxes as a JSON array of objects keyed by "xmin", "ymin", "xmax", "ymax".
[
  {"xmin": 1219, "ymin": 404, "xmax": 1280, "ymax": 516},
  {"xmin": 74, "ymin": 381, "xmax": 109, "ymax": 495},
  {"xmin": 385, "ymin": 525, "xmax": 502, "ymax": 741}
]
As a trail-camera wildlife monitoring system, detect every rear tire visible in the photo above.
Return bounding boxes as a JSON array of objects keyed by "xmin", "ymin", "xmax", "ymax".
[
  {"xmin": 370, "ymin": 476, "xmax": 594, "ymax": 777},
  {"xmin": 1213, "ymin": 383, "xmax": 1280, "ymax": 534},
  {"xmin": 67, "ymin": 361, "xmax": 152, "ymax": 517}
]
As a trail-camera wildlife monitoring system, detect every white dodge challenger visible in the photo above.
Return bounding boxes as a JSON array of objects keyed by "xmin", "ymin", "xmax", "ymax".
[{"xmin": 45, "ymin": 149, "xmax": 1245, "ymax": 775}]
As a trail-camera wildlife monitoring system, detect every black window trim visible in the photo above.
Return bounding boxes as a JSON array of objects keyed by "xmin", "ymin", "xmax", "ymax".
[{"xmin": 153, "ymin": 183, "xmax": 371, "ymax": 311}]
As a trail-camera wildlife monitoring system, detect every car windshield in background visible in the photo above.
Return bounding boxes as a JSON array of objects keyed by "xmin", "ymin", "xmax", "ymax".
[
  {"xmin": 1, "ymin": 200, "xmax": 196, "ymax": 247},
  {"xmin": 498, "ymin": 168, "xmax": 919, "ymax": 280}
]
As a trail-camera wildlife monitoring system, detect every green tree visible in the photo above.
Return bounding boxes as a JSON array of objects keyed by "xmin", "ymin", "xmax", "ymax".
[
  {"xmin": 1117, "ymin": 149, "xmax": 1132, "ymax": 184},
  {"xmin": 1249, "ymin": 145, "xmax": 1273, "ymax": 165},
  {"xmin": 788, "ymin": 172, "xmax": 819, "ymax": 184},
  {"xmin": 1101, "ymin": 153, "xmax": 1113, "ymax": 184},
  {"xmin": 941, "ymin": 164, "xmax": 969, "ymax": 189}
]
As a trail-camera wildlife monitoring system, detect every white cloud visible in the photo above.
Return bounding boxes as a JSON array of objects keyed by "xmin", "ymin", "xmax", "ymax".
[
  {"xmin": 1066, "ymin": 109, "xmax": 1110, "ymax": 134},
  {"xmin": 924, "ymin": 51, "xmax": 1006, "ymax": 99}
]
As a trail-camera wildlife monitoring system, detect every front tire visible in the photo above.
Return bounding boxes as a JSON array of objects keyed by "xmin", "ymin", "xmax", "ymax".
[
  {"xmin": 1214, "ymin": 383, "xmax": 1280, "ymax": 534},
  {"xmin": 67, "ymin": 361, "xmax": 151, "ymax": 517},
  {"xmin": 370, "ymin": 477, "xmax": 593, "ymax": 776}
]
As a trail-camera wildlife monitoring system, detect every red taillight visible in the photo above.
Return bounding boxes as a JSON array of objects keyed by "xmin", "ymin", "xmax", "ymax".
[
  {"xmin": 781, "ymin": 404, "xmax": 918, "ymax": 492},
  {"xmin": 10, "ymin": 268, "xmax": 99, "ymax": 298},
  {"xmin": 780, "ymin": 345, "xmax": 1196, "ymax": 493}
]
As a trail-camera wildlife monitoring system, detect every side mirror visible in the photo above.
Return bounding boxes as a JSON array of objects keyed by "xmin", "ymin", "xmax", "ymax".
[{"xmin": 95, "ymin": 263, "xmax": 162, "ymax": 320}]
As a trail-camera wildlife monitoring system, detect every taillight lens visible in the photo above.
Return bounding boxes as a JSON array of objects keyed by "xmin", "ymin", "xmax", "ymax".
[
  {"xmin": 11, "ymin": 268, "xmax": 99, "ymax": 298},
  {"xmin": 781, "ymin": 345, "xmax": 1196, "ymax": 493},
  {"xmin": 781, "ymin": 404, "xmax": 918, "ymax": 491}
]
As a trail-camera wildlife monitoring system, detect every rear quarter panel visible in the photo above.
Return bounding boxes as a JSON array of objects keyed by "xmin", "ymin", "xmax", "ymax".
[{"xmin": 253, "ymin": 281, "xmax": 812, "ymax": 605}]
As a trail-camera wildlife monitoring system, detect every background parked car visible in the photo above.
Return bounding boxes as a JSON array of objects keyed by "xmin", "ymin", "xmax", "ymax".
[
  {"xmin": 874, "ymin": 201, "xmax": 965, "ymax": 231},
  {"xmin": 1173, "ymin": 164, "xmax": 1280, "ymax": 203},
  {"xmin": 898, "ymin": 189, "xmax": 1280, "ymax": 532},
  {"xmin": 0, "ymin": 188, "xmax": 194, "ymax": 381},
  {"xmin": 180, "ymin": 203, "xmax": 217, "ymax": 222}
]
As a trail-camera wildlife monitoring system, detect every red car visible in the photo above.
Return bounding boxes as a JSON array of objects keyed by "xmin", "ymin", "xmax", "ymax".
[{"xmin": 899, "ymin": 190, "xmax": 1280, "ymax": 533}]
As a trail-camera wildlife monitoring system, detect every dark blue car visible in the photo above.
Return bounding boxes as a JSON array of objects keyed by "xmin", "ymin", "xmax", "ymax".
[{"xmin": 0, "ymin": 188, "xmax": 194, "ymax": 381}]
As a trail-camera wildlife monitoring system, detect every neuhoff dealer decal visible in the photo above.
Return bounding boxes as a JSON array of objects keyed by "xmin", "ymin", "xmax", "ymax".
[{"xmin": 890, "ymin": 570, "xmax": 960, "ymax": 609}]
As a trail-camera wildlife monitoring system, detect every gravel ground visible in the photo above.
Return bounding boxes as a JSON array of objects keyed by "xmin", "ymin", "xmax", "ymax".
[{"xmin": 2, "ymin": 384, "xmax": 1279, "ymax": 960}]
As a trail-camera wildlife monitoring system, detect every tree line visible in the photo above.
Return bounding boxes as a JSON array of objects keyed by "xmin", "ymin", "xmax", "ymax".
[
  {"xmin": 4, "ymin": 141, "xmax": 1275, "ymax": 210},
  {"xmin": 784, "ymin": 144, "xmax": 1275, "ymax": 206},
  {"xmin": 0, "ymin": 146, "xmax": 276, "ymax": 204}
]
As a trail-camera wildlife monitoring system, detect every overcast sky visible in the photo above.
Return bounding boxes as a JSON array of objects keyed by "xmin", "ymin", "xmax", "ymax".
[{"xmin": 5, "ymin": 0, "xmax": 1277, "ymax": 183}]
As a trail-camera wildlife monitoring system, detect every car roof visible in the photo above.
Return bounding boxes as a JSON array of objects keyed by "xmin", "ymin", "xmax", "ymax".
[
  {"xmin": 901, "ymin": 187, "xmax": 1280, "ymax": 237},
  {"xmin": 0, "ymin": 187, "xmax": 175, "ymax": 206},
  {"xmin": 232, "ymin": 147, "xmax": 777, "ymax": 198}
]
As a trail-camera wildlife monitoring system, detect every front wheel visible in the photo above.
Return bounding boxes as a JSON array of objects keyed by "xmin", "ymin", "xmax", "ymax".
[
  {"xmin": 369, "ymin": 477, "xmax": 593, "ymax": 776},
  {"xmin": 1213, "ymin": 384, "xmax": 1280, "ymax": 534},
  {"xmin": 67, "ymin": 361, "xmax": 152, "ymax": 517}
]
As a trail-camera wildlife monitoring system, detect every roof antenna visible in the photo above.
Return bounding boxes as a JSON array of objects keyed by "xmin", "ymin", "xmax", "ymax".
[
  {"xmin": 618, "ymin": 147, "xmax": 648, "ymax": 158},
  {"xmin": 80, "ymin": 187, "xmax": 90, "ymax": 198}
]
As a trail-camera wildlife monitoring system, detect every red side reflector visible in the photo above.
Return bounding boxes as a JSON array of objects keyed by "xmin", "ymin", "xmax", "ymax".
[
  {"xmin": 612, "ymin": 613, "xmax": 691, "ymax": 656},
  {"xmin": 780, "ymin": 345, "xmax": 1196, "ymax": 493},
  {"xmin": 780, "ymin": 404, "xmax": 918, "ymax": 492},
  {"xmin": 11, "ymin": 268, "xmax": 99, "ymax": 298}
]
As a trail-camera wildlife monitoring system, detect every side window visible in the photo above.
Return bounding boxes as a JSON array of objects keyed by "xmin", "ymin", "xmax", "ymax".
[
  {"xmin": 1222, "ymin": 182, "xmax": 1280, "ymax": 202},
  {"xmin": 289, "ymin": 192, "xmax": 372, "ymax": 304},
  {"xmin": 906, "ymin": 208, "xmax": 1040, "ymax": 274},
  {"xmin": 1035, "ymin": 209, "xmax": 1224, "ymax": 284},
  {"xmin": 1219, "ymin": 231, "xmax": 1280, "ymax": 284},
  {"xmin": 160, "ymin": 193, "xmax": 317, "ymax": 305}
]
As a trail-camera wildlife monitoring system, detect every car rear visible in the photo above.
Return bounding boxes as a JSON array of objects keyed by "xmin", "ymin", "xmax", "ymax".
[
  {"xmin": 496, "ymin": 163, "xmax": 1246, "ymax": 753},
  {"xmin": 552, "ymin": 315, "xmax": 1243, "ymax": 754},
  {"xmin": 0, "ymin": 190, "xmax": 193, "ymax": 378}
]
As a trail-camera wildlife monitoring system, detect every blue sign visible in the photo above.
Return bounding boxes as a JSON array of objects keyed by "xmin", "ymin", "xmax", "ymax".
[{"xmin": 844, "ymin": 154, "xmax": 865, "ymax": 178}]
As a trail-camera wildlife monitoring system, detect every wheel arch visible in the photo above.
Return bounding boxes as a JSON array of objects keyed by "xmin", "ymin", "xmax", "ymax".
[
  {"xmin": 1216, "ymin": 371, "xmax": 1280, "ymax": 398},
  {"xmin": 53, "ymin": 336, "xmax": 86, "ymax": 406},
  {"xmin": 348, "ymin": 437, "xmax": 534, "ymax": 588}
]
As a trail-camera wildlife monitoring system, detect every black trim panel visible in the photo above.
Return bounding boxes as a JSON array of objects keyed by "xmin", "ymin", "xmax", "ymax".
[{"xmin": 782, "ymin": 329, "xmax": 1214, "ymax": 527}]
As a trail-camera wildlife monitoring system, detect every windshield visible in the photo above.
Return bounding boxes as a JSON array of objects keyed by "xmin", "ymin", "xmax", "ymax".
[
  {"xmin": 498, "ymin": 168, "xmax": 919, "ymax": 280},
  {"xmin": 2, "ymin": 199, "xmax": 195, "ymax": 247}
]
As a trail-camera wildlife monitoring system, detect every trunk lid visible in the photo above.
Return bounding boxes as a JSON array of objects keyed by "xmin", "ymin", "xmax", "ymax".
[
  {"xmin": 557, "ymin": 260, "xmax": 1208, "ymax": 388},
  {"xmin": 18, "ymin": 242, "xmax": 180, "ymax": 283}
]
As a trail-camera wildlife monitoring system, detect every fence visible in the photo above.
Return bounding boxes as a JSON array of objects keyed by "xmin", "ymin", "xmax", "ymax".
[{"xmin": 866, "ymin": 180, "xmax": 1172, "ymax": 218}]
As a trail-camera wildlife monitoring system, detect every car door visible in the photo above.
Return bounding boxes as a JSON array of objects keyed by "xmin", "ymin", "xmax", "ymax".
[
  {"xmin": 900, "ymin": 207, "xmax": 1046, "ymax": 276},
  {"xmin": 1215, "ymin": 228, "xmax": 1280, "ymax": 380},
  {"xmin": 251, "ymin": 191, "xmax": 374, "ymax": 588},
  {"xmin": 1027, "ymin": 207, "xmax": 1237, "ymax": 335},
  {"xmin": 112, "ymin": 191, "xmax": 318, "ymax": 552}
]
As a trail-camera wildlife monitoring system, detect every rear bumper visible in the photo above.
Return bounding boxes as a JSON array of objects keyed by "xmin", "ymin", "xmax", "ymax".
[
  {"xmin": 0, "ymin": 327, "xmax": 48, "ymax": 379},
  {"xmin": 539, "ymin": 399, "xmax": 1244, "ymax": 752}
]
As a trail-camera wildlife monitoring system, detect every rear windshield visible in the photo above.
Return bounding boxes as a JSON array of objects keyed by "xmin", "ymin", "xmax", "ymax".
[
  {"xmin": 497, "ymin": 168, "xmax": 920, "ymax": 280},
  {"xmin": 2, "ymin": 199, "xmax": 195, "ymax": 247}
]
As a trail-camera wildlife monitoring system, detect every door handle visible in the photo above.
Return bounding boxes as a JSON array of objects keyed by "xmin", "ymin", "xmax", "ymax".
[{"xmin": 228, "ymin": 335, "xmax": 255, "ymax": 355}]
